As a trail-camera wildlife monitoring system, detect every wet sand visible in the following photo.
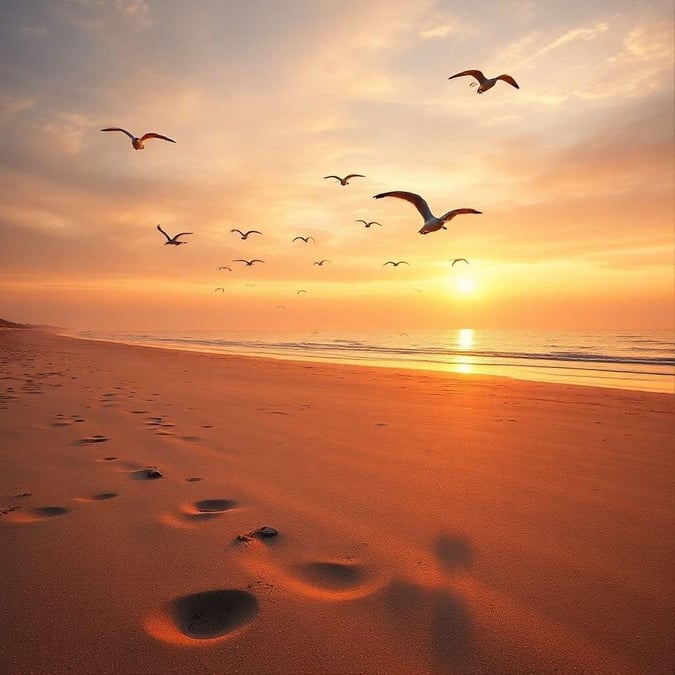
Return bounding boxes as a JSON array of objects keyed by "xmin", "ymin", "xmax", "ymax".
[{"xmin": 1, "ymin": 328, "xmax": 673, "ymax": 674}]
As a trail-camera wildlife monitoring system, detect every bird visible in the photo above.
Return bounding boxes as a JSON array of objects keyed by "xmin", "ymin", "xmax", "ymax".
[
  {"xmin": 214, "ymin": 287, "xmax": 225, "ymax": 292},
  {"xmin": 231, "ymin": 229, "xmax": 262, "ymax": 240},
  {"xmin": 233, "ymin": 259, "xmax": 264, "ymax": 266},
  {"xmin": 383, "ymin": 261, "xmax": 409, "ymax": 267},
  {"xmin": 217, "ymin": 266, "xmax": 232, "ymax": 271},
  {"xmin": 292, "ymin": 236, "xmax": 315, "ymax": 243},
  {"xmin": 297, "ymin": 289, "xmax": 307, "ymax": 295},
  {"xmin": 323, "ymin": 174, "xmax": 365, "ymax": 185},
  {"xmin": 373, "ymin": 191, "xmax": 481, "ymax": 234},
  {"xmin": 448, "ymin": 69, "xmax": 519, "ymax": 94},
  {"xmin": 156, "ymin": 224, "xmax": 192, "ymax": 245},
  {"xmin": 451, "ymin": 258, "xmax": 469, "ymax": 267},
  {"xmin": 100, "ymin": 128, "xmax": 176, "ymax": 149},
  {"xmin": 356, "ymin": 220, "xmax": 382, "ymax": 228},
  {"xmin": 276, "ymin": 305, "xmax": 285, "ymax": 310},
  {"xmin": 313, "ymin": 260, "xmax": 330, "ymax": 266}
]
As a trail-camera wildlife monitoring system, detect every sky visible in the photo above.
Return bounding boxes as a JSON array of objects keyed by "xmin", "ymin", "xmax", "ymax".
[{"xmin": 1, "ymin": 0, "xmax": 673, "ymax": 332}]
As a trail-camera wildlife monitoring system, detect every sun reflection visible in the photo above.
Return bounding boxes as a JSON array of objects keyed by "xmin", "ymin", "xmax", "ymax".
[
  {"xmin": 458, "ymin": 328, "xmax": 474, "ymax": 349},
  {"xmin": 456, "ymin": 362, "xmax": 473, "ymax": 374}
]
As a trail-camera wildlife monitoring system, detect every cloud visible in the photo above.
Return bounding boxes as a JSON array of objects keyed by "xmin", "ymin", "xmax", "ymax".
[
  {"xmin": 419, "ymin": 20, "xmax": 461, "ymax": 40},
  {"xmin": 535, "ymin": 22, "xmax": 609, "ymax": 58}
]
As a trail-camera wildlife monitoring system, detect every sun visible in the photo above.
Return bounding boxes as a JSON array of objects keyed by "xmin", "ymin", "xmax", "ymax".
[{"xmin": 456, "ymin": 277, "xmax": 476, "ymax": 295}]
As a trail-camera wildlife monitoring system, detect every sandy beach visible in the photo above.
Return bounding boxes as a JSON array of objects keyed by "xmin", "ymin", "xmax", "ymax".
[{"xmin": 0, "ymin": 328, "xmax": 673, "ymax": 674}]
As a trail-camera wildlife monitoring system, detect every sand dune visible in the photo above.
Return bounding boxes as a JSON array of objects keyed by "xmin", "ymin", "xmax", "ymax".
[{"xmin": 0, "ymin": 329, "xmax": 673, "ymax": 674}]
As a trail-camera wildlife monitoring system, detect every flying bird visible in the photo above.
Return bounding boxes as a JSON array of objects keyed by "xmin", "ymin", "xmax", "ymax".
[
  {"xmin": 356, "ymin": 220, "xmax": 382, "ymax": 228},
  {"xmin": 214, "ymin": 287, "xmax": 225, "ymax": 292},
  {"xmin": 100, "ymin": 128, "xmax": 176, "ymax": 149},
  {"xmin": 233, "ymin": 259, "xmax": 264, "ymax": 266},
  {"xmin": 276, "ymin": 305, "xmax": 285, "ymax": 310},
  {"xmin": 323, "ymin": 174, "xmax": 365, "ymax": 186},
  {"xmin": 448, "ymin": 70, "xmax": 519, "ymax": 94},
  {"xmin": 373, "ymin": 191, "xmax": 481, "ymax": 234},
  {"xmin": 292, "ymin": 236, "xmax": 315, "ymax": 243},
  {"xmin": 296, "ymin": 290, "xmax": 308, "ymax": 296},
  {"xmin": 217, "ymin": 266, "xmax": 232, "ymax": 271},
  {"xmin": 451, "ymin": 258, "xmax": 469, "ymax": 267},
  {"xmin": 313, "ymin": 260, "xmax": 330, "ymax": 266},
  {"xmin": 383, "ymin": 261, "xmax": 409, "ymax": 267},
  {"xmin": 156, "ymin": 224, "xmax": 192, "ymax": 246},
  {"xmin": 231, "ymin": 229, "xmax": 262, "ymax": 240}
]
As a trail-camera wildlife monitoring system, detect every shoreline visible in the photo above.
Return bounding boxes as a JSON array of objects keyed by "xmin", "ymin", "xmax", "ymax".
[
  {"xmin": 64, "ymin": 329, "xmax": 675, "ymax": 395},
  {"xmin": 1, "ymin": 328, "xmax": 673, "ymax": 674}
]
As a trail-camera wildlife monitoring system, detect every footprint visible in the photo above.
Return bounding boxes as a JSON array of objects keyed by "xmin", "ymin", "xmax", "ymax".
[
  {"xmin": 75, "ymin": 493, "xmax": 119, "ymax": 502},
  {"xmin": 185, "ymin": 477, "xmax": 202, "ymax": 483},
  {"xmin": 159, "ymin": 499, "xmax": 237, "ymax": 528},
  {"xmin": 286, "ymin": 559, "xmax": 384, "ymax": 601},
  {"xmin": 78, "ymin": 435, "xmax": 108, "ymax": 445},
  {"xmin": 5, "ymin": 506, "xmax": 70, "ymax": 523},
  {"xmin": 145, "ymin": 590, "xmax": 258, "ymax": 644}
]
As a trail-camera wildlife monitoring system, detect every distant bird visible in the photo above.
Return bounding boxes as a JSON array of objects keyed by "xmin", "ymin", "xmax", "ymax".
[
  {"xmin": 374, "ymin": 191, "xmax": 481, "ymax": 235},
  {"xmin": 448, "ymin": 69, "xmax": 519, "ymax": 94},
  {"xmin": 383, "ymin": 261, "xmax": 409, "ymax": 267},
  {"xmin": 313, "ymin": 260, "xmax": 330, "ymax": 266},
  {"xmin": 214, "ymin": 287, "xmax": 225, "ymax": 292},
  {"xmin": 324, "ymin": 174, "xmax": 365, "ymax": 186},
  {"xmin": 231, "ymin": 229, "xmax": 262, "ymax": 240},
  {"xmin": 217, "ymin": 265, "xmax": 232, "ymax": 271},
  {"xmin": 233, "ymin": 259, "xmax": 264, "ymax": 266},
  {"xmin": 292, "ymin": 236, "xmax": 315, "ymax": 244},
  {"xmin": 100, "ymin": 128, "xmax": 175, "ymax": 149},
  {"xmin": 356, "ymin": 220, "xmax": 382, "ymax": 228},
  {"xmin": 156, "ymin": 224, "xmax": 192, "ymax": 246},
  {"xmin": 276, "ymin": 305, "xmax": 285, "ymax": 310},
  {"xmin": 451, "ymin": 258, "xmax": 469, "ymax": 267},
  {"xmin": 297, "ymin": 289, "xmax": 307, "ymax": 295}
]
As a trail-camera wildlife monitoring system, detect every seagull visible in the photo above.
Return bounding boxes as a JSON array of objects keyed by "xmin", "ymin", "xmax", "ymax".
[
  {"xmin": 217, "ymin": 266, "xmax": 232, "ymax": 271},
  {"xmin": 383, "ymin": 261, "xmax": 409, "ymax": 267},
  {"xmin": 356, "ymin": 220, "xmax": 382, "ymax": 228},
  {"xmin": 214, "ymin": 287, "xmax": 225, "ymax": 292},
  {"xmin": 323, "ymin": 174, "xmax": 365, "ymax": 186},
  {"xmin": 313, "ymin": 260, "xmax": 330, "ymax": 266},
  {"xmin": 373, "ymin": 191, "xmax": 481, "ymax": 234},
  {"xmin": 292, "ymin": 236, "xmax": 315, "ymax": 244},
  {"xmin": 297, "ymin": 289, "xmax": 307, "ymax": 295},
  {"xmin": 156, "ymin": 224, "xmax": 192, "ymax": 245},
  {"xmin": 448, "ymin": 70, "xmax": 519, "ymax": 94},
  {"xmin": 451, "ymin": 258, "xmax": 469, "ymax": 267},
  {"xmin": 100, "ymin": 128, "xmax": 176, "ymax": 149},
  {"xmin": 231, "ymin": 229, "xmax": 262, "ymax": 240},
  {"xmin": 233, "ymin": 259, "xmax": 264, "ymax": 266}
]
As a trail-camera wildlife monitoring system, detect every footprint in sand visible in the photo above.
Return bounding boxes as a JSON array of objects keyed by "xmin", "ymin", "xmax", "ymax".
[
  {"xmin": 75, "ymin": 493, "xmax": 119, "ymax": 502},
  {"xmin": 5, "ymin": 506, "xmax": 70, "ymax": 523},
  {"xmin": 284, "ymin": 559, "xmax": 385, "ymax": 601},
  {"xmin": 159, "ymin": 499, "xmax": 237, "ymax": 528},
  {"xmin": 77, "ymin": 435, "xmax": 108, "ymax": 445},
  {"xmin": 145, "ymin": 589, "xmax": 258, "ymax": 645},
  {"xmin": 185, "ymin": 477, "xmax": 202, "ymax": 483}
]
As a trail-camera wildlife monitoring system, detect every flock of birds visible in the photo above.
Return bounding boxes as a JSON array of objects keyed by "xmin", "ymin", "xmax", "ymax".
[{"xmin": 100, "ymin": 69, "xmax": 519, "ymax": 300}]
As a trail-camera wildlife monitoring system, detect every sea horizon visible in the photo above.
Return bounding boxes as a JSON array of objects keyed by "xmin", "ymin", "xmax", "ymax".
[{"xmin": 70, "ymin": 327, "xmax": 675, "ymax": 394}]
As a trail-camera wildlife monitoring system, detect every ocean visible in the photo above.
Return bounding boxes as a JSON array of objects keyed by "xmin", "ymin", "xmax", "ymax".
[{"xmin": 73, "ymin": 328, "xmax": 675, "ymax": 394}]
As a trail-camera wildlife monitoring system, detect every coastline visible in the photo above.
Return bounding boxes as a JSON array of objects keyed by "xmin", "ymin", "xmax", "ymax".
[
  {"xmin": 1, "ymin": 329, "xmax": 673, "ymax": 674},
  {"xmin": 67, "ymin": 328, "xmax": 675, "ymax": 394}
]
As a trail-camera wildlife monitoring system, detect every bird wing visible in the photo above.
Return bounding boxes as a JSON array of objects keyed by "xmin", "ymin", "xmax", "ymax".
[
  {"xmin": 140, "ymin": 132, "xmax": 176, "ymax": 143},
  {"xmin": 440, "ymin": 208, "xmax": 482, "ymax": 222},
  {"xmin": 246, "ymin": 230, "xmax": 262, "ymax": 236},
  {"xmin": 232, "ymin": 259, "xmax": 248, "ymax": 263},
  {"xmin": 173, "ymin": 232, "xmax": 193, "ymax": 240},
  {"xmin": 373, "ymin": 191, "xmax": 433, "ymax": 221},
  {"xmin": 231, "ymin": 229, "xmax": 244, "ymax": 236},
  {"xmin": 323, "ymin": 175, "xmax": 342, "ymax": 181},
  {"xmin": 292, "ymin": 236, "xmax": 304, "ymax": 242},
  {"xmin": 156, "ymin": 224, "xmax": 171, "ymax": 241},
  {"xmin": 251, "ymin": 259, "xmax": 264, "ymax": 264},
  {"xmin": 497, "ymin": 74, "xmax": 519, "ymax": 89},
  {"xmin": 297, "ymin": 290, "xmax": 307, "ymax": 294},
  {"xmin": 101, "ymin": 127, "xmax": 134, "ymax": 140},
  {"xmin": 383, "ymin": 261, "xmax": 394, "ymax": 266},
  {"xmin": 448, "ymin": 69, "xmax": 486, "ymax": 84},
  {"xmin": 344, "ymin": 174, "xmax": 365, "ymax": 180},
  {"xmin": 355, "ymin": 220, "xmax": 367, "ymax": 225},
  {"xmin": 371, "ymin": 222, "xmax": 382, "ymax": 226},
  {"xmin": 451, "ymin": 258, "xmax": 469, "ymax": 266}
]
